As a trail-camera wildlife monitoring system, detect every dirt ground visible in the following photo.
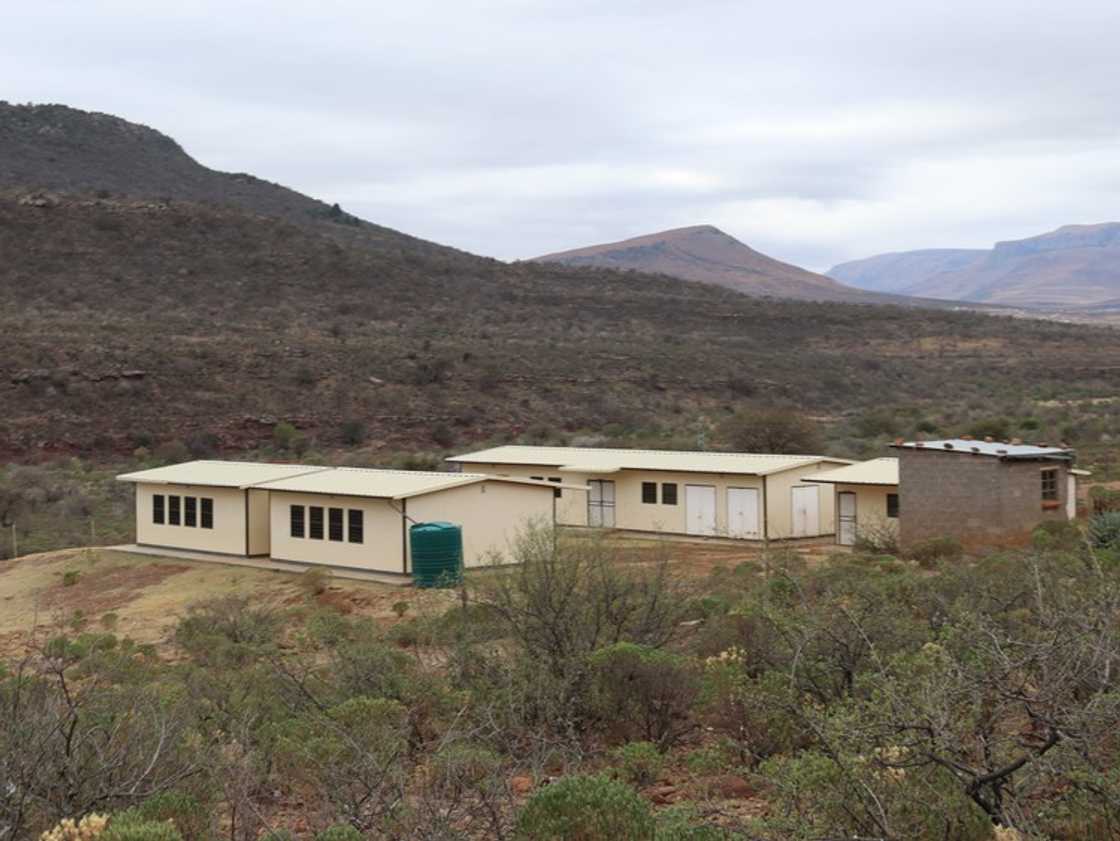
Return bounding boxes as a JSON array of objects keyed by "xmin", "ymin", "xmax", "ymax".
[{"xmin": 0, "ymin": 537, "xmax": 839, "ymax": 658}]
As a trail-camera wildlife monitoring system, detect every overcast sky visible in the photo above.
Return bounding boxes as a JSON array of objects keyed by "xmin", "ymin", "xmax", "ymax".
[{"xmin": 6, "ymin": 0, "xmax": 1120, "ymax": 269}]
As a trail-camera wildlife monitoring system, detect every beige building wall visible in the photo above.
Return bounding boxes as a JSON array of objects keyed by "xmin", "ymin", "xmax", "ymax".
[
  {"xmin": 269, "ymin": 492, "xmax": 405, "ymax": 573},
  {"xmin": 833, "ymin": 483, "xmax": 899, "ymax": 544},
  {"xmin": 458, "ymin": 461, "xmax": 843, "ymax": 540},
  {"xmin": 465, "ymin": 463, "xmax": 589, "ymax": 526},
  {"xmin": 407, "ymin": 481, "xmax": 555, "ymax": 568},
  {"xmin": 134, "ymin": 482, "xmax": 249, "ymax": 555}
]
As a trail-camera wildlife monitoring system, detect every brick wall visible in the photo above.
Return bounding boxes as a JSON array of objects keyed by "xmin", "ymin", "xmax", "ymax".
[{"xmin": 898, "ymin": 449, "xmax": 1070, "ymax": 550}]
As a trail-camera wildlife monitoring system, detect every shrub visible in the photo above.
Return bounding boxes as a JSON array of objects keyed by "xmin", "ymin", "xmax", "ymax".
[
  {"xmin": 589, "ymin": 642, "xmax": 701, "ymax": 748},
  {"xmin": 612, "ymin": 741, "xmax": 664, "ymax": 787},
  {"xmin": 102, "ymin": 811, "xmax": 183, "ymax": 841},
  {"xmin": 716, "ymin": 407, "xmax": 822, "ymax": 454},
  {"xmin": 516, "ymin": 774, "xmax": 654, "ymax": 841},
  {"xmin": 654, "ymin": 805, "xmax": 730, "ymax": 840},
  {"xmin": 273, "ymin": 421, "xmax": 306, "ymax": 454},
  {"xmin": 299, "ymin": 565, "xmax": 332, "ymax": 596},
  {"xmin": 62, "ymin": 569, "xmax": 81, "ymax": 587},
  {"xmin": 906, "ymin": 536, "xmax": 963, "ymax": 568},
  {"xmin": 128, "ymin": 791, "xmax": 210, "ymax": 841},
  {"xmin": 852, "ymin": 520, "xmax": 899, "ymax": 555},
  {"xmin": 316, "ymin": 827, "xmax": 363, "ymax": 841},
  {"xmin": 1031, "ymin": 520, "xmax": 1084, "ymax": 552},
  {"xmin": 340, "ymin": 419, "xmax": 366, "ymax": 446},
  {"xmin": 1088, "ymin": 512, "xmax": 1120, "ymax": 549}
]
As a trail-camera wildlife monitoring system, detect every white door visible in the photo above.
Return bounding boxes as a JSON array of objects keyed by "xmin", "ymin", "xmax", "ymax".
[
  {"xmin": 1067, "ymin": 474, "xmax": 1077, "ymax": 520},
  {"xmin": 685, "ymin": 485, "xmax": 718, "ymax": 536},
  {"xmin": 837, "ymin": 491, "xmax": 857, "ymax": 546},
  {"xmin": 588, "ymin": 480, "xmax": 616, "ymax": 527},
  {"xmin": 727, "ymin": 488, "xmax": 760, "ymax": 539},
  {"xmin": 791, "ymin": 485, "xmax": 820, "ymax": 538}
]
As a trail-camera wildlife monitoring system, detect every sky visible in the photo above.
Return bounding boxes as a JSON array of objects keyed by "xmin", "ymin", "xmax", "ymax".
[{"xmin": 5, "ymin": 0, "xmax": 1120, "ymax": 270}]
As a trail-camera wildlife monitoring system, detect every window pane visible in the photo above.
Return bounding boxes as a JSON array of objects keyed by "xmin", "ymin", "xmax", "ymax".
[
  {"xmin": 290, "ymin": 505, "xmax": 305, "ymax": 538},
  {"xmin": 887, "ymin": 494, "xmax": 900, "ymax": 518},
  {"xmin": 1041, "ymin": 470, "xmax": 1059, "ymax": 501},
  {"xmin": 168, "ymin": 495, "xmax": 181, "ymax": 526},
  {"xmin": 200, "ymin": 498, "xmax": 214, "ymax": 529},
  {"xmin": 662, "ymin": 483, "xmax": 678, "ymax": 505},
  {"xmin": 548, "ymin": 477, "xmax": 562, "ymax": 499},
  {"xmin": 348, "ymin": 509, "xmax": 364, "ymax": 544},
  {"xmin": 153, "ymin": 494, "xmax": 165, "ymax": 524},
  {"xmin": 184, "ymin": 496, "xmax": 197, "ymax": 527},
  {"xmin": 329, "ymin": 507, "xmax": 344, "ymax": 541},
  {"xmin": 641, "ymin": 482, "xmax": 657, "ymax": 504},
  {"xmin": 309, "ymin": 506, "xmax": 324, "ymax": 540}
]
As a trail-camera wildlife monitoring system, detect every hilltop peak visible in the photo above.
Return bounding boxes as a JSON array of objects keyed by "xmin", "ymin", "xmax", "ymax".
[{"xmin": 533, "ymin": 226, "xmax": 882, "ymax": 303}]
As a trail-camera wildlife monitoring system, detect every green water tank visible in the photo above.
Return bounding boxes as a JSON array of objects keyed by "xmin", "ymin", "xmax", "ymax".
[{"xmin": 409, "ymin": 522, "xmax": 463, "ymax": 588}]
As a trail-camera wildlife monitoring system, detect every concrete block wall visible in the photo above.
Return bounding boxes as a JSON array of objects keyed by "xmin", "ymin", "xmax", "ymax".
[{"xmin": 898, "ymin": 449, "xmax": 1069, "ymax": 550}]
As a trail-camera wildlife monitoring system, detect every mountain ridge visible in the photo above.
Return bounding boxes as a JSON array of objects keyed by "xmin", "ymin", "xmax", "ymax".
[{"xmin": 829, "ymin": 223, "xmax": 1120, "ymax": 309}]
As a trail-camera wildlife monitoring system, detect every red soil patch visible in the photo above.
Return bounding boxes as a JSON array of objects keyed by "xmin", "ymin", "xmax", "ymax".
[{"xmin": 40, "ymin": 562, "xmax": 192, "ymax": 616}]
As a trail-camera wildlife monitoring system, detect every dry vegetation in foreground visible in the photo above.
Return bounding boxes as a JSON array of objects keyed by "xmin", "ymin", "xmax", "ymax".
[{"xmin": 5, "ymin": 524, "xmax": 1120, "ymax": 840}]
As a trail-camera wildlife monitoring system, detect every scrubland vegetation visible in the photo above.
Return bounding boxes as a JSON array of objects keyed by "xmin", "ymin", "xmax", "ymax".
[{"xmin": 5, "ymin": 524, "xmax": 1120, "ymax": 840}]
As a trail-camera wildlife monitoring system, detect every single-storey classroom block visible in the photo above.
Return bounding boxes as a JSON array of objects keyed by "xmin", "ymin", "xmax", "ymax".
[
  {"xmin": 117, "ymin": 461, "xmax": 560, "ymax": 574},
  {"xmin": 892, "ymin": 439, "xmax": 1082, "ymax": 550},
  {"xmin": 447, "ymin": 446, "xmax": 852, "ymax": 541},
  {"xmin": 804, "ymin": 458, "xmax": 900, "ymax": 546}
]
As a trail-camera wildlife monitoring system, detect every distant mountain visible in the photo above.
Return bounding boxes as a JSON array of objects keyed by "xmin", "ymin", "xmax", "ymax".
[
  {"xmin": 533, "ymin": 225, "xmax": 898, "ymax": 304},
  {"xmin": 828, "ymin": 249, "xmax": 987, "ymax": 294},
  {"xmin": 829, "ymin": 223, "xmax": 1120, "ymax": 309}
]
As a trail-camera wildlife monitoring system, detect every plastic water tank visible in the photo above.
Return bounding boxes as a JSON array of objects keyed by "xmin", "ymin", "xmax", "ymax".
[{"xmin": 409, "ymin": 522, "xmax": 463, "ymax": 588}]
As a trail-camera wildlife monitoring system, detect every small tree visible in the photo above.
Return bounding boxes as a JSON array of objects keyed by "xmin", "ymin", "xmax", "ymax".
[
  {"xmin": 516, "ymin": 774, "xmax": 654, "ymax": 841},
  {"xmin": 716, "ymin": 407, "xmax": 822, "ymax": 454}
]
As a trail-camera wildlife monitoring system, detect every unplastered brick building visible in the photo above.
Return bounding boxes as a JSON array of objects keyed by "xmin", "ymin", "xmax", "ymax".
[{"xmin": 892, "ymin": 438, "xmax": 1084, "ymax": 550}]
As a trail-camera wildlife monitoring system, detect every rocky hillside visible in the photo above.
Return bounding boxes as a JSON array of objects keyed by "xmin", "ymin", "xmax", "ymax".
[
  {"xmin": 534, "ymin": 225, "xmax": 894, "ymax": 303},
  {"xmin": 829, "ymin": 223, "xmax": 1120, "ymax": 309},
  {"xmin": 4, "ymin": 104, "xmax": 1120, "ymax": 460}
]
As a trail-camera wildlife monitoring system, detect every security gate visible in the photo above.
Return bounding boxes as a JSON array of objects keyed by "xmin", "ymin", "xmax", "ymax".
[
  {"xmin": 587, "ymin": 480, "xmax": 616, "ymax": 527},
  {"xmin": 838, "ymin": 491, "xmax": 857, "ymax": 546}
]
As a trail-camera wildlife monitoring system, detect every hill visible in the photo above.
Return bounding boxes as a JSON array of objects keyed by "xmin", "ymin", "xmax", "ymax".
[
  {"xmin": 533, "ymin": 225, "xmax": 896, "ymax": 303},
  {"xmin": 0, "ymin": 101, "xmax": 463, "ymax": 259},
  {"xmin": 3, "ymin": 104, "xmax": 1120, "ymax": 462},
  {"xmin": 829, "ymin": 223, "xmax": 1120, "ymax": 309}
]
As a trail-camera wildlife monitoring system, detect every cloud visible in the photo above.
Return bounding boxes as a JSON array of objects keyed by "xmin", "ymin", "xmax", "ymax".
[{"xmin": 4, "ymin": 0, "xmax": 1119, "ymax": 269}]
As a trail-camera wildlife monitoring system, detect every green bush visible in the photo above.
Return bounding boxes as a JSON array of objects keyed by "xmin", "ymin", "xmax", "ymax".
[
  {"xmin": 612, "ymin": 741, "xmax": 664, "ymax": 786},
  {"xmin": 906, "ymin": 536, "xmax": 963, "ymax": 568},
  {"xmin": 315, "ymin": 826, "xmax": 363, "ymax": 841},
  {"xmin": 654, "ymin": 805, "xmax": 733, "ymax": 840},
  {"xmin": 62, "ymin": 569, "xmax": 81, "ymax": 587},
  {"xmin": 1089, "ymin": 512, "xmax": 1120, "ymax": 549},
  {"xmin": 516, "ymin": 774, "xmax": 655, "ymax": 841},
  {"xmin": 103, "ymin": 811, "xmax": 184, "ymax": 841},
  {"xmin": 130, "ymin": 791, "xmax": 210, "ymax": 840}
]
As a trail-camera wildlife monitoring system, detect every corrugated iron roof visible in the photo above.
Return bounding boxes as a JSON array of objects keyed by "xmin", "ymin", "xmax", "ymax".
[
  {"xmin": 805, "ymin": 458, "xmax": 899, "ymax": 486},
  {"xmin": 116, "ymin": 460, "xmax": 330, "ymax": 488},
  {"xmin": 448, "ymin": 445, "xmax": 850, "ymax": 476},
  {"xmin": 893, "ymin": 439, "xmax": 1074, "ymax": 460}
]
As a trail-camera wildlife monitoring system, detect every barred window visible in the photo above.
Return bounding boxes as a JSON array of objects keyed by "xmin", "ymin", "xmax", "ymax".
[
  {"xmin": 548, "ymin": 477, "xmax": 562, "ymax": 498},
  {"xmin": 641, "ymin": 482, "xmax": 658, "ymax": 504},
  {"xmin": 153, "ymin": 494, "xmax": 165, "ymax": 524},
  {"xmin": 348, "ymin": 509, "xmax": 364, "ymax": 544},
  {"xmin": 184, "ymin": 496, "xmax": 197, "ymax": 527},
  {"xmin": 329, "ymin": 507, "xmax": 344, "ymax": 542},
  {"xmin": 309, "ymin": 506, "xmax": 324, "ymax": 540},
  {"xmin": 661, "ymin": 483, "xmax": 678, "ymax": 505},
  {"xmin": 200, "ymin": 498, "xmax": 214, "ymax": 529},
  {"xmin": 168, "ymin": 495, "xmax": 181, "ymax": 526},
  {"xmin": 290, "ymin": 505, "xmax": 305, "ymax": 538}
]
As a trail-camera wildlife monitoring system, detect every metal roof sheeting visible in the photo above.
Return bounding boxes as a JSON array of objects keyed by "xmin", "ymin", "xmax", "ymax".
[
  {"xmin": 893, "ymin": 439, "xmax": 1074, "ymax": 460},
  {"xmin": 806, "ymin": 458, "xmax": 899, "ymax": 486},
  {"xmin": 116, "ymin": 460, "xmax": 330, "ymax": 488},
  {"xmin": 448, "ymin": 445, "xmax": 850, "ymax": 476},
  {"xmin": 118, "ymin": 461, "xmax": 571, "ymax": 499}
]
